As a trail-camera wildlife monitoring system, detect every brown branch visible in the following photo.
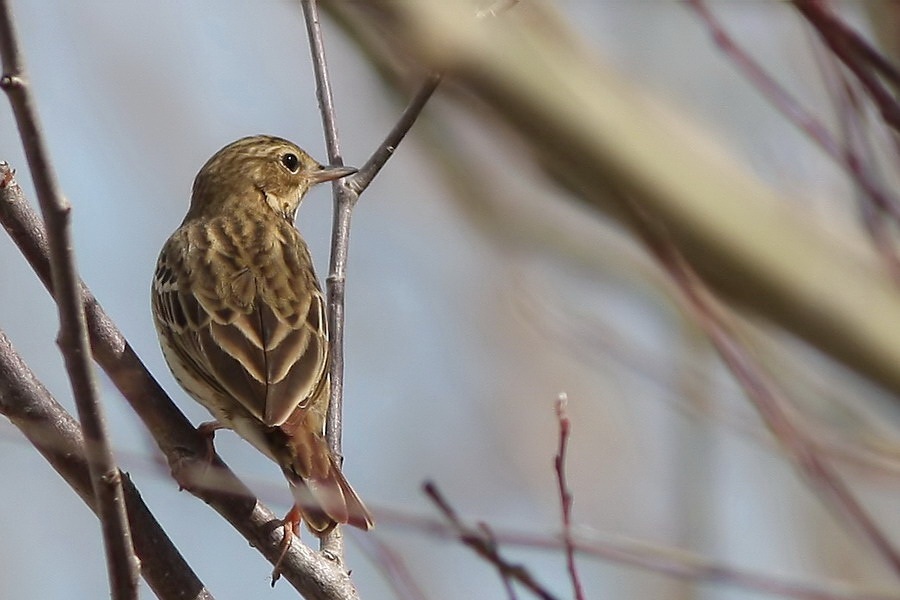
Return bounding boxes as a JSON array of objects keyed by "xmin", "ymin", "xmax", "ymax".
[
  {"xmin": 423, "ymin": 482, "xmax": 560, "ymax": 600},
  {"xmin": 479, "ymin": 522, "xmax": 519, "ymax": 600},
  {"xmin": 0, "ymin": 163, "xmax": 360, "ymax": 600},
  {"xmin": 0, "ymin": 329, "xmax": 213, "ymax": 600},
  {"xmin": 0, "ymin": 4, "xmax": 138, "ymax": 597},
  {"xmin": 553, "ymin": 394, "xmax": 585, "ymax": 600}
]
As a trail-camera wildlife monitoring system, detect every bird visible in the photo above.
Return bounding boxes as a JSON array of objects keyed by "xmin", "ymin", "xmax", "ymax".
[{"xmin": 151, "ymin": 135, "xmax": 374, "ymax": 567}]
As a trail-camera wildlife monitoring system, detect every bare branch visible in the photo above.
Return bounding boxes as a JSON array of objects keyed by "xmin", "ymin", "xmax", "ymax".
[
  {"xmin": 0, "ymin": 329, "xmax": 213, "ymax": 600},
  {"xmin": 0, "ymin": 4, "xmax": 138, "ymax": 597},
  {"xmin": 301, "ymin": 0, "xmax": 440, "ymax": 561},
  {"xmin": 0, "ymin": 163, "xmax": 360, "ymax": 600},
  {"xmin": 424, "ymin": 482, "xmax": 560, "ymax": 600},
  {"xmin": 301, "ymin": 0, "xmax": 353, "ymax": 560},
  {"xmin": 347, "ymin": 73, "xmax": 442, "ymax": 195},
  {"xmin": 553, "ymin": 394, "xmax": 585, "ymax": 600}
]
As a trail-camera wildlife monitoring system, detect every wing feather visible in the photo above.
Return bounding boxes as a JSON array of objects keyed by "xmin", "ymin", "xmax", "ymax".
[{"xmin": 151, "ymin": 216, "xmax": 328, "ymax": 428}]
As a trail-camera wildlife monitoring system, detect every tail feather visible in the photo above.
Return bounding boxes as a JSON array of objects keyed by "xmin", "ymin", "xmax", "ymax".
[{"xmin": 282, "ymin": 424, "xmax": 374, "ymax": 535}]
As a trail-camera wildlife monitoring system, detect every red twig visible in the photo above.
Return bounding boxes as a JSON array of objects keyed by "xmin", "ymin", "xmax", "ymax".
[
  {"xmin": 553, "ymin": 394, "xmax": 585, "ymax": 600},
  {"xmin": 686, "ymin": 0, "xmax": 900, "ymax": 222},
  {"xmin": 793, "ymin": 0, "xmax": 900, "ymax": 136}
]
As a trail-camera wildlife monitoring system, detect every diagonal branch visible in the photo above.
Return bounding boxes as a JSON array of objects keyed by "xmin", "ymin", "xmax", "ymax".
[
  {"xmin": 0, "ymin": 4, "xmax": 138, "ymax": 597},
  {"xmin": 0, "ymin": 329, "xmax": 213, "ymax": 600},
  {"xmin": 347, "ymin": 72, "xmax": 442, "ymax": 195},
  {"xmin": 792, "ymin": 0, "xmax": 900, "ymax": 136}
]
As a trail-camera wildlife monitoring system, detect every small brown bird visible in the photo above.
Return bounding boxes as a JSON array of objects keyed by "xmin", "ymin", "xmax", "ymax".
[{"xmin": 151, "ymin": 135, "xmax": 373, "ymax": 548}]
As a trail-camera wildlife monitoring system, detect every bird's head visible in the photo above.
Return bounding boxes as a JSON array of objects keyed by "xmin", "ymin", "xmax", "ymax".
[{"xmin": 188, "ymin": 135, "xmax": 356, "ymax": 221}]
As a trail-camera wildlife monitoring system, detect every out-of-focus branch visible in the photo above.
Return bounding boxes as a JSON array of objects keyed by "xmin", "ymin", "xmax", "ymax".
[
  {"xmin": 0, "ymin": 4, "xmax": 138, "ymax": 597},
  {"xmin": 793, "ymin": 0, "xmax": 900, "ymax": 137},
  {"xmin": 686, "ymin": 0, "xmax": 900, "ymax": 222},
  {"xmin": 628, "ymin": 202, "xmax": 900, "ymax": 576},
  {"xmin": 324, "ymin": 0, "xmax": 900, "ymax": 406},
  {"xmin": 0, "ymin": 163, "xmax": 360, "ymax": 600},
  {"xmin": 353, "ymin": 534, "xmax": 431, "ymax": 600},
  {"xmin": 0, "ymin": 329, "xmax": 212, "ymax": 600},
  {"xmin": 378, "ymin": 508, "xmax": 900, "ymax": 600}
]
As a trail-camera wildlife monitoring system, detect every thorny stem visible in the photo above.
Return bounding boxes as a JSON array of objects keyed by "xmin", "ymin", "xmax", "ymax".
[{"xmin": 0, "ymin": 3, "xmax": 138, "ymax": 598}]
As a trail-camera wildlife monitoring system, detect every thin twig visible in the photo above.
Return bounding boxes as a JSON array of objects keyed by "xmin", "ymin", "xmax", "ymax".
[
  {"xmin": 424, "ymin": 481, "xmax": 560, "ymax": 600},
  {"xmin": 686, "ymin": 0, "xmax": 900, "ymax": 222},
  {"xmin": 301, "ymin": 0, "xmax": 441, "ymax": 559},
  {"xmin": 0, "ymin": 329, "xmax": 213, "ymax": 600},
  {"xmin": 347, "ymin": 72, "xmax": 442, "ymax": 194},
  {"xmin": 301, "ymin": 0, "xmax": 354, "ymax": 558},
  {"xmin": 795, "ymin": 0, "xmax": 900, "ymax": 87},
  {"xmin": 553, "ymin": 394, "xmax": 585, "ymax": 600},
  {"xmin": 0, "ymin": 163, "xmax": 360, "ymax": 600},
  {"xmin": 627, "ymin": 202, "xmax": 900, "ymax": 577},
  {"xmin": 0, "ymin": 5, "xmax": 138, "ymax": 598}
]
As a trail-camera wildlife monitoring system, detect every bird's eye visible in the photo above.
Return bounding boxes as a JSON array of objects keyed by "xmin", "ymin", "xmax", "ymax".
[{"xmin": 280, "ymin": 153, "xmax": 300, "ymax": 173}]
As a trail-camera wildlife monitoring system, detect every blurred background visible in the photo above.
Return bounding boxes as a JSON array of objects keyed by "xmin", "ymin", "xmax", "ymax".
[{"xmin": 1, "ymin": 1, "xmax": 900, "ymax": 598}]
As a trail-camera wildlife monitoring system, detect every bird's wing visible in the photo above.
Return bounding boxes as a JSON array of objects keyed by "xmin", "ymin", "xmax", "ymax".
[{"xmin": 152, "ymin": 220, "xmax": 329, "ymax": 427}]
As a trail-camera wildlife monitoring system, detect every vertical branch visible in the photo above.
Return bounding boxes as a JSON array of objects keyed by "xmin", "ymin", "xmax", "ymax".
[
  {"xmin": 300, "ymin": 0, "xmax": 355, "ymax": 559},
  {"xmin": 0, "ymin": 4, "xmax": 138, "ymax": 598}
]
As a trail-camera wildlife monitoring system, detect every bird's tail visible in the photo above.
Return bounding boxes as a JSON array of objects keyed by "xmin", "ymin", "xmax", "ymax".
[{"xmin": 283, "ymin": 427, "xmax": 374, "ymax": 535}]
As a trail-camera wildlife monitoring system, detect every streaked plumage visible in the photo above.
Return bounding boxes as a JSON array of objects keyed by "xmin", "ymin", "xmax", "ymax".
[{"xmin": 151, "ymin": 135, "xmax": 373, "ymax": 538}]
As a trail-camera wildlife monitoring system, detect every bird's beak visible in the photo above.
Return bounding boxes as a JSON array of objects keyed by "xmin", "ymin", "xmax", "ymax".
[{"xmin": 309, "ymin": 164, "xmax": 357, "ymax": 184}]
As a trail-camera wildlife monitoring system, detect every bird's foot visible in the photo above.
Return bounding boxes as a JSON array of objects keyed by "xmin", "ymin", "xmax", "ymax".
[{"xmin": 271, "ymin": 505, "xmax": 302, "ymax": 586}]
